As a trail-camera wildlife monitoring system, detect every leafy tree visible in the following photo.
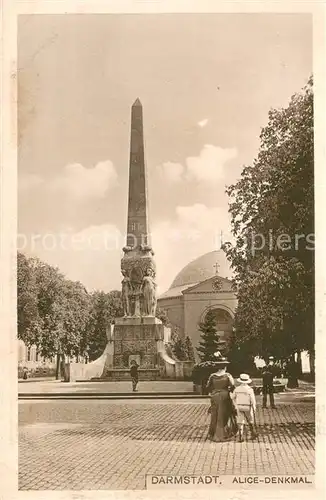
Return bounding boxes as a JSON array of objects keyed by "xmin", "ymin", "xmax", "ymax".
[
  {"xmin": 172, "ymin": 336, "xmax": 188, "ymax": 361},
  {"xmin": 197, "ymin": 310, "xmax": 221, "ymax": 362},
  {"xmin": 167, "ymin": 327, "xmax": 182, "ymax": 360},
  {"xmin": 58, "ymin": 279, "xmax": 91, "ymax": 358},
  {"xmin": 17, "ymin": 253, "xmax": 42, "ymax": 346},
  {"xmin": 165, "ymin": 326, "xmax": 190, "ymax": 361},
  {"xmin": 17, "ymin": 255, "xmax": 67, "ymax": 359},
  {"xmin": 155, "ymin": 307, "xmax": 169, "ymax": 326},
  {"xmin": 170, "ymin": 326, "xmax": 180, "ymax": 344},
  {"xmin": 35, "ymin": 265, "xmax": 91, "ymax": 377},
  {"xmin": 184, "ymin": 336, "xmax": 195, "ymax": 361},
  {"xmin": 83, "ymin": 290, "xmax": 123, "ymax": 361},
  {"xmin": 106, "ymin": 290, "xmax": 123, "ymax": 322},
  {"xmin": 223, "ymin": 77, "xmax": 314, "ymax": 371},
  {"xmin": 84, "ymin": 291, "xmax": 110, "ymax": 362},
  {"xmin": 17, "ymin": 253, "xmax": 92, "ymax": 377}
]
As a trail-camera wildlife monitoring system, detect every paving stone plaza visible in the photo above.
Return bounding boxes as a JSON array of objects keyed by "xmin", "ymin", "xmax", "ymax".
[{"xmin": 19, "ymin": 382, "xmax": 315, "ymax": 490}]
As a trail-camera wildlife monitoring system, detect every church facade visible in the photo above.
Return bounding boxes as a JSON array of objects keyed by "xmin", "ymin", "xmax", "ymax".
[{"xmin": 158, "ymin": 250, "xmax": 237, "ymax": 360}]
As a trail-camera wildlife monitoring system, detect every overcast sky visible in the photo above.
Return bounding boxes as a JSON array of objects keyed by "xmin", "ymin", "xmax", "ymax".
[{"xmin": 18, "ymin": 13, "xmax": 312, "ymax": 294}]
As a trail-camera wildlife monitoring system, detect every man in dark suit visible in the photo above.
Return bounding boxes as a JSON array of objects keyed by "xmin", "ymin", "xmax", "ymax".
[
  {"xmin": 262, "ymin": 356, "xmax": 276, "ymax": 408},
  {"xmin": 130, "ymin": 360, "xmax": 139, "ymax": 392}
]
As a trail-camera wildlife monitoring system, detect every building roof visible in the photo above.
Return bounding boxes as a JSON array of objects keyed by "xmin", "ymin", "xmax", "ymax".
[
  {"xmin": 169, "ymin": 250, "xmax": 232, "ymax": 289},
  {"xmin": 158, "ymin": 283, "xmax": 198, "ymax": 300},
  {"xmin": 158, "ymin": 250, "xmax": 232, "ymax": 301}
]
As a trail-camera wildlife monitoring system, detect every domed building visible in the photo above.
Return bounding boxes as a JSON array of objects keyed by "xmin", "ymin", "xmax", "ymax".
[{"xmin": 157, "ymin": 250, "xmax": 237, "ymax": 359}]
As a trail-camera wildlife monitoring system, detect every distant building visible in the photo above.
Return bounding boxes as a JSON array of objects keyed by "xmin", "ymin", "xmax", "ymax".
[
  {"xmin": 158, "ymin": 250, "xmax": 237, "ymax": 360},
  {"xmin": 17, "ymin": 340, "xmax": 87, "ymax": 377},
  {"xmin": 18, "ymin": 339, "xmax": 50, "ymax": 364}
]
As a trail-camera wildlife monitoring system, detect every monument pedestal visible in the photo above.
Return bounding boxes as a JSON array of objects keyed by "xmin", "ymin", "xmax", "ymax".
[{"xmin": 101, "ymin": 316, "xmax": 164, "ymax": 380}]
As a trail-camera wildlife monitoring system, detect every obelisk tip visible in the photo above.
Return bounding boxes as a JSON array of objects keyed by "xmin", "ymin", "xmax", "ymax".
[{"xmin": 132, "ymin": 98, "xmax": 142, "ymax": 107}]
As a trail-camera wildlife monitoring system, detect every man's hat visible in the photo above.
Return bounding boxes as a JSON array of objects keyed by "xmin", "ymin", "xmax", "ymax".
[
  {"xmin": 269, "ymin": 356, "xmax": 274, "ymax": 360},
  {"xmin": 237, "ymin": 373, "xmax": 252, "ymax": 384}
]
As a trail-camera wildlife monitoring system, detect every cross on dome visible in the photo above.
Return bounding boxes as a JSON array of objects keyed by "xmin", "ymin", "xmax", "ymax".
[{"xmin": 213, "ymin": 262, "xmax": 220, "ymax": 275}]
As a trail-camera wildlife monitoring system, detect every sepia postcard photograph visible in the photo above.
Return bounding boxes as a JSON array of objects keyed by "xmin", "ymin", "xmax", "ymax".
[{"xmin": 1, "ymin": 2, "xmax": 325, "ymax": 497}]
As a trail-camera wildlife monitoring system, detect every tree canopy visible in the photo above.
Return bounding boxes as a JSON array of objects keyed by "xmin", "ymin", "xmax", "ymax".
[
  {"xmin": 223, "ymin": 77, "xmax": 314, "ymax": 361},
  {"xmin": 17, "ymin": 253, "xmax": 91, "ymax": 360},
  {"xmin": 83, "ymin": 290, "xmax": 123, "ymax": 361}
]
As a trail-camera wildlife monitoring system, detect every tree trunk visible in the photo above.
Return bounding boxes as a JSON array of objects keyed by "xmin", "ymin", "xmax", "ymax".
[
  {"xmin": 296, "ymin": 350, "xmax": 303, "ymax": 377},
  {"xmin": 309, "ymin": 351, "xmax": 315, "ymax": 380},
  {"xmin": 60, "ymin": 355, "xmax": 66, "ymax": 379},
  {"xmin": 55, "ymin": 353, "xmax": 61, "ymax": 380},
  {"xmin": 286, "ymin": 354, "xmax": 299, "ymax": 388}
]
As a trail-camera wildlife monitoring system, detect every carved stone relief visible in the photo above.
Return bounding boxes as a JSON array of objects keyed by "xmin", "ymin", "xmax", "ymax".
[{"xmin": 120, "ymin": 254, "xmax": 157, "ymax": 317}]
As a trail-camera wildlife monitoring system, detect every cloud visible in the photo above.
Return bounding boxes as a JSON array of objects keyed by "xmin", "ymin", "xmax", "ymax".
[
  {"xmin": 49, "ymin": 160, "xmax": 118, "ymax": 199},
  {"xmin": 198, "ymin": 118, "xmax": 209, "ymax": 128},
  {"xmin": 23, "ymin": 224, "xmax": 123, "ymax": 292},
  {"xmin": 19, "ymin": 160, "xmax": 118, "ymax": 200},
  {"xmin": 157, "ymin": 161, "xmax": 184, "ymax": 183},
  {"xmin": 151, "ymin": 203, "xmax": 234, "ymax": 293},
  {"xmin": 186, "ymin": 145, "xmax": 237, "ymax": 182},
  {"xmin": 157, "ymin": 145, "xmax": 237, "ymax": 184}
]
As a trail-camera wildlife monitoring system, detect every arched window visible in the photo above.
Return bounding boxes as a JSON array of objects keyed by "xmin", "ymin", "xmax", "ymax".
[{"xmin": 203, "ymin": 307, "xmax": 234, "ymax": 341}]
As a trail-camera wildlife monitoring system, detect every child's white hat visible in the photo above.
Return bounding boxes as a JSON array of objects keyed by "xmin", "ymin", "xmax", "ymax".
[{"xmin": 237, "ymin": 373, "xmax": 252, "ymax": 384}]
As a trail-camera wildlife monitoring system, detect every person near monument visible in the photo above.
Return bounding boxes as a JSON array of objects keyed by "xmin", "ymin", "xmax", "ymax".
[
  {"xmin": 141, "ymin": 268, "xmax": 157, "ymax": 316},
  {"xmin": 262, "ymin": 356, "xmax": 276, "ymax": 408},
  {"xmin": 130, "ymin": 360, "xmax": 139, "ymax": 392},
  {"xmin": 22, "ymin": 366, "xmax": 28, "ymax": 380},
  {"xmin": 232, "ymin": 373, "xmax": 257, "ymax": 442},
  {"xmin": 206, "ymin": 355, "xmax": 236, "ymax": 442}
]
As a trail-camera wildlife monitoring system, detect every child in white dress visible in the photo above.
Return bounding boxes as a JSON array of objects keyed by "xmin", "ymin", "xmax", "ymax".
[{"xmin": 232, "ymin": 373, "xmax": 257, "ymax": 442}]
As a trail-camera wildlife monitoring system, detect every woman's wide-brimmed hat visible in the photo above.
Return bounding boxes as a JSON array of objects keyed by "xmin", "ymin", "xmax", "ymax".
[
  {"xmin": 213, "ymin": 351, "xmax": 230, "ymax": 365},
  {"xmin": 237, "ymin": 373, "xmax": 252, "ymax": 384}
]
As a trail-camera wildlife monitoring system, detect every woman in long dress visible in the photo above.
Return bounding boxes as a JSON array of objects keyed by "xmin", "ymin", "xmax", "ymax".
[
  {"xmin": 206, "ymin": 358, "xmax": 236, "ymax": 441},
  {"xmin": 141, "ymin": 268, "xmax": 156, "ymax": 316}
]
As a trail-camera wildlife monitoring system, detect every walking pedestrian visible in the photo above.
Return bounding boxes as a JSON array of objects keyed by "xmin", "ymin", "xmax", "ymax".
[
  {"xmin": 262, "ymin": 356, "xmax": 276, "ymax": 408},
  {"xmin": 232, "ymin": 373, "xmax": 257, "ymax": 442},
  {"xmin": 206, "ymin": 355, "xmax": 236, "ymax": 442},
  {"xmin": 130, "ymin": 360, "xmax": 139, "ymax": 392}
]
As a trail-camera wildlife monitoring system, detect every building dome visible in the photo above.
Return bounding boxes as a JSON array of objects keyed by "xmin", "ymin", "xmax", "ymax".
[{"xmin": 169, "ymin": 250, "xmax": 232, "ymax": 289}]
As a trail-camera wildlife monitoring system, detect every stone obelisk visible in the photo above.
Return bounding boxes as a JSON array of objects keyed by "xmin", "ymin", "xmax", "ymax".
[
  {"xmin": 109, "ymin": 99, "xmax": 163, "ymax": 378},
  {"xmin": 126, "ymin": 98, "xmax": 150, "ymax": 250},
  {"xmin": 121, "ymin": 98, "xmax": 156, "ymax": 318}
]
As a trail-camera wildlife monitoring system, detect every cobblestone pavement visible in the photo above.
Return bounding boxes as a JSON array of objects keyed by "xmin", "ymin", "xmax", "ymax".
[{"xmin": 19, "ymin": 398, "xmax": 314, "ymax": 490}]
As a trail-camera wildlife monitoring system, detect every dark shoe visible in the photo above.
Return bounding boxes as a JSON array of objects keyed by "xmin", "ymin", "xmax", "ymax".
[{"xmin": 271, "ymin": 406, "xmax": 276, "ymax": 409}]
